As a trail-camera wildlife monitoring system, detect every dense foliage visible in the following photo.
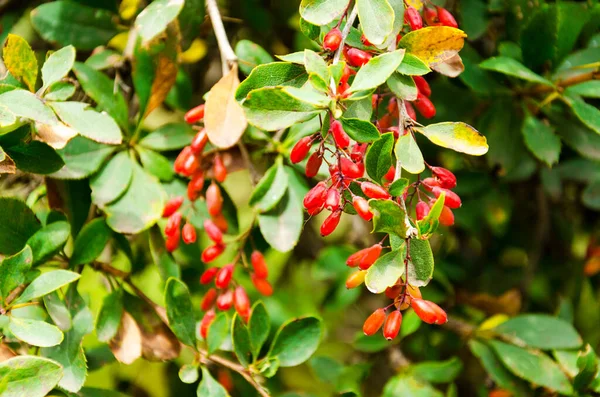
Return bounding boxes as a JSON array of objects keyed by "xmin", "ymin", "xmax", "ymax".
[{"xmin": 0, "ymin": 0, "xmax": 599, "ymax": 396}]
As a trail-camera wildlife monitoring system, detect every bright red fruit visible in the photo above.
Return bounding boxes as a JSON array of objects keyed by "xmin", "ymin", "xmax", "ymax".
[
  {"xmin": 351, "ymin": 143, "xmax": 368, "ymax": 162},
  {"xmin": 212, "ymin": 213, "xmax": 229, "ymax": 233},
  {"xmin": 206, "ymin": 183, "xmax": 223, "ymax": 216},
  {"xmin": 174, "ymin": 146, "xmax": 193, "ymax": 175},
  {"xmin": 323, "ymin": 28, "xmax": 342, "ymax": 51},
  {"xmin": 163, "ymin": 196, "xmax": 184, "ymax": 217},
  {"xmin": 385, "ymin": 285, "xmax": 402, "ymax": 299},
  {"xmin": 290, "ymin": 136, "xmax": 313, "ymax": 164},
  {"xmin": 423, "ymin": 6, "xmax": 438, "ymax": 25},
  {"xmin": 340, "ymin": 64, "xmax": 354, "ymax": 86},
  {"xmin": 215, "ymin": 264, "xmax": 234, "ymax": 289},
  {"xmin": 414, "ymin": 93, "xmax": 436, "ymax": 119},
  {"xmin": 213, "ymin": 154, "xmax": 227, "ymax": 183},
  {"xmin": 320, "ymin": 210, "xmax": 342, "ymax": 236},
  {"xmin": 436, "ymin": 6, "xmax": 458, "ymax": 28},
  {"xmin": 346, "ymin": 270, "xmax": 366, "ymax": 289},
  {"xmin": 200, "ymin": 267, "xmax": 219, "ymax": 284},
  {"xmin": 383, "ymin": 310, "xmax": 403, "ymax": 340},
  {"xmin": 404, "ymin": 6, "xmax": 423, "ymax": 30},
  {"xmin": 352, "ymin": 196, "xmax": 373, "ymax": 221},
  {"xmin": 202, "ymin": 244, "xmax": 225, "ymax": 263},
  {"xmin": 191, "ymin": 129, "xmax": 209, "ymax": 154},
  {"xmin": 234, "ymin": 286, "xmax": 251, "ymax": 317},
  {"xmin": 360, "ymin": 33, "xmax": 373, "ymax": 47},
  {"xmin": 421, "ymin": 177, "xmax": 440, "ymax": 191},
  {"xmin": 325, "ymin": 188, "xmax": 341, "ymax": 211},
  {"xmin": 361, "ymin": 181, "xmax": 391, "ymax": 199},
  {"xmin": 416, "ymin": 201, "xmax": 430, "ymax": 220},
  {"xmin": 201, "ymin": 288, "xmax": 217, "ymax": 311},
  {"xmin": 305, "ymin": 152, "xmax": 322, "ymax": 178},
  {"xmin": 439, "ymin": 205, "xmax": 455, "ymax": 226},
  {"xmin": 363, "ymin": 308, "xmax": 386, "ymax": 336},
  {"xmin": 411, "ymin": 298, "xmax": 448, "ymax": 324},
  {"xmin": 182, "ymin": 223, "xmax": 197, "ymax": 244},
  {"xmin": 251, "ymin": 250, "xmax": 269, "ymax": 279},
  {"xmin": 252, "ymin": 275, "xmax": 273, "ymax": 296},
  {"xmin": 331, "ymin": 120, "xmax": 350, "ymax": 148},
  {"xmin": 184, "ymin": 104, "xmax": 205, "ymax": 124},
  {"xmin": 165, "ymin": 232, "xmax": 180, "ymax": 252},
  {"xmin": 199, "ymin": 310, "xmax": 215, "ymax": 339},
  {"xmin": 405, "ymin": 101, "xmax": 417, "ymax": 120},
  {"xmin": 187, "ymin": 172, "xmax": 205, "ymax": 201},
  {"xmin": 431, "ymin": 166, "xmax": 457, "ymax": 189},
  {"xmin": 204, "ymin": 219, "xmax": 223, "ymax": 244},
  {"xmin": 340, "ymin": 157, "xmax": 364, "ymax": 179},
  {"xmin": 358, "ymin": 244, "xmax": 382, "ymax": 270},
  {"xmin": 384, "ymin": 166, "xmax": 396, "ymax": 181},
  {"xmin": 413, "ymin": 76, "xmax": 431, "ymax": 97},
  {"xmin": 346, "ymin": 48, "xmax": 372, "ymax": 67},
  {"xmin": 165, "ymin": 212, "xmax": 182, "ymax": 236},
  {"xmin": 303, "ymin": 181, "xmax": 328, "ymax": 209},
  {"xmin": 216, "ymin": 289, "xmax": 233, "ymax": 310},
  {"xmin": 432, "ymin": 186, "xmax": 461, "ymax": 208}
]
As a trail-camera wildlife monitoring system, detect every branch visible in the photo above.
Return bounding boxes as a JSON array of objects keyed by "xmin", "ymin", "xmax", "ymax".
[
  {"xmin": 521, "ymin": 70, "xmax": 600, "ymax": 95},
  {"xmin": 206, "ymin": 0, "xmax": 237, "ymax": 75},
  {"xmin": 332, "ymin": 3, "xmax": 358, "ymax": 65}
]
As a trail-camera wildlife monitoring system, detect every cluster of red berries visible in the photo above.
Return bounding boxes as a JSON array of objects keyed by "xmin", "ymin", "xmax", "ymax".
[{"xmin": 417, "ymin": 166, "xmax": 460, "ymax": 226}]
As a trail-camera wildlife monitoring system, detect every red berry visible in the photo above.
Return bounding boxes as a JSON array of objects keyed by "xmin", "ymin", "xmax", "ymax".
[
  {"xmin": 200, "ymin": 267, "xmax": 219, "ymax": 284},
  {"xmin": 416, "ymin": 201, "xmax": 430, "ymax": 220},
  {"xmin": 405, "ymin": 101, "xmax": 417, "ymax": 120},
  {"xmin": 352, "ymin": 196, "xmax": 373, "ymax": 221},
  {"xmin": 383, "ymin": 166, "xmax": 396, "ymax": 182},
  {"xmin": 346, "ymin": 48, "xmax": 372, "ymax": 67},
  {"xmin": 383, "ymin": 310, "xmax": 403, "ymax": 340},
  {"xmin": 320, "ymin": 210, "xmax": 342, "ymax": 236},
  {"xmin": 439, "ymin": 205, "xmax": 455, "ymax": 226},
  {"xmin": 201, "ymin": 288, "xmax": 218, "ymax": 311},
  {"xmin": 307, "ymin": 205, "xmax": 324, "ymax": 216},
  {"xmin": 188, "ymin": 172, "xmax": 205, "ymax": 201},
  {"xmin": 340, "ymin": 64, "xmax": 354, "ymax": 86},
  {"xmin": 252, "ymin": 274, "xmax": 273, "ymax": 296},
  {"xmin": 182, "ymin": 223, "xmax": 197, "ymax": 244},
  {"xmin": 199, "ymin": 309, "xmax": 215, "ymax": 339},
  {"xmin": 305, "ymin": 152, "xmax": 322, "ymax": 178},
  {"xmin": 340, "ymin": 157, "xmax": 364, "ymax": 179},
  {"xmin": 436, "ymin": 6, "xmax": 458, "ymax": 28},
  {"xmin": 181, "ymin": 151, "xmax": 200, "ymax": 176},
  {"xmin": 212, "ymin": 213, "xmax": 228, "ymax": 233},
  {"xmin": 251, "ymin": 250, "xmax": 268, "ymax": 279},
  {"xmin": 411, "ymin": 298, "xmax": 447, "ymax": 324},
  {"xmin": 423, "ymin": 6, "xmax": 438, "ymax": 25},
  {"xmin": 413, "ymin": 76, "xmax": 431, "ymax": 97},
  {"xmin": 331, "ymin": 120, "xmax": 350, "ymax": 148},
  {"xmin": 346, "ymin": 270, "xmax": 366, "ymax": 289},
  {"xmin": 323, "ymin": 28, "xmax": 343, "ymax": 51},
  {"xmin": 421, "ymin": 177, "xmax": 441, "ymax": 191},
  {"xmin": 184, "ymin": 104, "xmax": 205, "ymax": 124},
  {"xmin": 191, "ymin": 129, "xmax": 209, "ymax": 154},
  {"xmin": 234, "ymin": 286, "xmax": 251, "ymax": 318},
  {"xmin": 303, "ymin": 181, "xmax": 328, "ymax": 209},
  {"xmin": 361, "ymin": 181, "xmax": 391, "ymax": 199},
  {"xmin": 206, "ymin": 183, "xmax": 223, "ymax": 216},
  {"xmin": 414, "ymin": 93, "xmax": 436, "ymax": 119},
  {"xmin": 350, "ymin": 143, "xmax": 368, "ymax": 162},
  {"xmin": 325, "ymin": 188, "xmax": 341, "ymax": 211},
  {"xmin": 215, "ymin": 264, "xmax": 234, "ymax": 289},
  {"xmin": 216, "ymin": 289, "xmax": 233, "ymax": 311},
  {"xmin": 360, "ymin": 33, "xmax": 373, "ymax": 47},
  {"xmin": 202, "ymin": 244, "xmax": 225, "ymax": 263},
  {"xmin": 218, "ymin": 369, "xmax": 234, "ymax": 392},
  {"xmin": 358, "ymin": 244, "xmax": 382, "ymax": 270},
  {"xmin": 163, "ymin": 196, "xmax": 184, "ymax": 218},
  {"xmin": 385, "ymin": 285, "xmax": 402, "ymax": 299},
  {"xmin": 431, "ymin": 166, "xmax": 457, "ymax": 189},
  {"xmin": 174, "ymin": 146, "xmax": 193, "ymax": 175},
  {"xmin": 387, "ymin": 97, "xmax": 398, "ymax": 114},
  {"xmin": 165, "ymin": 212, "xmax": 182, "ymax": 236},
  {"xmin": 404, "ymin": 6, "xmax": 423, "ymax": 30},
  {"xmin": 290, "ymin": 136, "xmax": 313, "ymax": 164},
  {"xmin": 213, "ymin": 154, "xmax": 227, "ymax": 183},
  {"xmin": 363, "ymin": 308, "xmax": 386, "ymax": 336},
  {"xmin": 204, "ymin": 219, "xmax": 223, "ymax": 244},
  {"xmin": 432, "ymin": 186, "xmax": 461, "ymax": 209},
  {"xmin": 165, "ymin": 232, "xmax": 180, "ymax": 252}
]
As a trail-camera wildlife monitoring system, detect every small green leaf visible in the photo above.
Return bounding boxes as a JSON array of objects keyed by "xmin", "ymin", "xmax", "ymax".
[
  {"xmin": 249, "ymin": 159, "xmax": 289, "ymax": 212},
  {"xmin": 383, "ymin": 373, "xmax": 444, "ymax": 397},
  {"xmin": 43, "ymin": 292, "xmax": 71, "ymax": 331},
  {"xmin": 417, "ymin": 193, "xmax": 444, "ymax": 236},
  {"xmin": 395, "ymin": 132, "xmax": 425, "ymax": 174},
  {"xmin": 418, "ymin": 122, "xmax": 488, "ymax": 156},
  {"xmin": 25, "ymin": 221, "xmax": 70, "ymax": 266},
  {"xmin": 96, "ymin": 289, "xmax": 123, "ymax": 342},
  {"xmin": 407, "ymin": 238, "xmax": 434, "ymax": 287},
  {"xmin": 5, "ymin": 141, "xmax": 64, "ymax": 175},
  {"xmin": 232, "ymin": 313, "xmax": 252, "ymax": 367},
  {"xmin": 50, "ymin": 101, "xmax": 122, "ymax": 145},
  {"xmin": 42, "ymin": 46, "xmax": 76, "ymax": 92},
  {"xmin": 0, "ymin": 356, "xmax": 63, "ymax": 397},
  {"xmin": 389, "ymin": 178, "xmax": 409, "ymax": 196},
  {"xmin": 52, "ymin": 136, "xmax": 115, "ymax": 180},
  {"xmin": 0, "ymin": 246, "xmax": 32, "ymax": 300},
  {"xmin": 149, "ymin": 225, "xmax": 180, "ymax": 280},
  {"xmin": 197, "ymin": 367, "xmax": 230, "ymax": 397},
  {"xmin": 339, "ymin": 118, "xmax": 380, "ymax": 143},
  {"xmin": 244, "ymin": 86, "xmax": 329, "ymax": 112},
  {"xmin": 134, "ymin": 0, "xmax": 184, "ymax": 44},
  {"xmin": 494, "ymin": 314, "xmax": 582, "ymax": 350},
  {"xmin": 268, "ymin": 317, "xmax": 322, "ymax": 367},
  {"xmin": 90, "ymin": 151, "xmax": 134, "ymax": 208},
  {"xmin": 0, "ymin": 197, "xmax": 41, "ymax": 255},
  {"xmin": 14, "ymin": 270, "xmax": 81, "ymax": 304},
  {"xmin": 468, "ymin": 340, "xmax": 528, "ymax": 395},
  {"xmin": 8, "ymin": 317, "xmax": 64, "ymax": 347},
  {"xmin": 350, "ymin": 50, "xmax": 405, "ymax": 93},
  {"xmin": 479, "ymin": 56, "xmax": 554, "ymax": 86},
  {"xmin": 365, "ymin": 132, "xmax": 395, "ymax": 183},
  {"xmin": 44, "ymin": 82, "xmax": 76, "ymax": 101},
  {"xmin": 236, "ymin": 62, "xmax": 308, "ymax": 101},
  {"xmin": 574, "ymin": 345, "xmax": 598, "ymax": 391},
  {"xmin": 179, "ymin": 364, "xmax": 199, "ymax": 384},
  {"xmin": 369, "ymin": 199, "xmax": 408, "ymax": 238},
  {"xmin": 565, "ymin": 96, "xmax": 600, "ymax": 135},
  {"xmin": 299, "ymin": 0, "xmax": 348, "ymax": 25},
  {"xmin": 365, "ymin": 247, "xmax": 406, "ymax": 294},
  {"xmin": 565, "ymin": 81, "xmax": 600, "ymax": 98},
  {"xmin": 411, "ymin": 357, "xmax": 463, "ymax": 384},
  {"xmin": 207, "ymin": 312, "xmax": 230, "ymax": 354},
  {"xmin": 387, "ymin": 73, "xmax": 418, "ymax": 101},
  {"xmin": 248, "ymin": 301, "xmax": 270, "ymax": 360},
  {"xmin": 165, "ymin": 277, "xmax": 197, "ymax": 347},
  {"xmin": 137, "ymin": 146, "xmax": 175, "ymax": 181},
  {"xmin": 139, "ymin": 123, "xmax": 195, "ymax": 151},
  {"xmin": 356, "ymin": 0, "xmax": 395, "ymax": 46},
  {"xmin": 235, "ymin": 40, "xmax": 274, "ymax": 76},
  {"xmin": 304, "ymin": 49, "xmax": 330, "ymax": 89},
  {"xmin": 521, "ymin": 115, "xmax": 561, "ymax": 166},
  {"xmin": 3, "ymin": 34, "xmax": 38, "ymax": 92},
  {"xmin": 70, "ymin": 218, "xmax": 111, "ymax": 266},
  {"xmin": 397, "ymin": 54, "xmax": 431, "ymax": 75},
  {"xmin": 583, "ymin": 181, "xmax": 600, "ymax": 210},
  {"xmin": 0, "ymin": 89, "xmax": 58, "ymax": 125}
]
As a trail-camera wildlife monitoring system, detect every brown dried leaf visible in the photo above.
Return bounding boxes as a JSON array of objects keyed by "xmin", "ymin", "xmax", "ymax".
[
  {"xmin": 141, "ymin": 322, "xmax": 181, "ymax": 361},
  {"xmin": 34, "ymin": 122, "xmax": 78, "ymax": 149},
  {"xmin": 109, "ymin": 312, "xmax": 142, "ymax": 364},
  {"xmin": 143, "ymin": 55, "xmax": 178, "ymax": 118},
  {"xmin": 0, "ymin": 343, "xmax": 17, "ymax": 362},
  {"xmin": 431, "ymin": 54, "xmax": 465, "ymax": 77},
  {"xmin": 205, "ymin": 64, "xmax": 248, "ymax": 148},
  {"xmin": 0, "ymin": 152, "xmax": 16, "ymax": 174}
]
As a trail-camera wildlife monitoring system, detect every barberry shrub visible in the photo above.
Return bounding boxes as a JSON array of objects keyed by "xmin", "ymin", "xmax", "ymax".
[{"xmin": 0, "ymin": 0, "xmax": 599, "ymax": 396}]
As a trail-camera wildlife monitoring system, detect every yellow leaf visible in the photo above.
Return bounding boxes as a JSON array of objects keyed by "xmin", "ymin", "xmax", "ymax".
[
  {"xmin": 418, "ymin": 122, "xmax": 488, "ymax": 156},
  {"xmin": 479, "ymin": 314, "xmax": 510, "ymax": 331},
  {"xmin": 399, "ymin": 26, "xmax": 467, "ymax": 67},
  {"xmin": 144, "ymin": 55, "xmax": 178, "ymax": 118},
  {"xmin": 178, "ymin": 38, "xmax": 207, "ymax": 64},
  {"xmin": 119, "ymin": 0, "xmax": 142, "ymax": 20},
  {"xmin": 34, "ymin": 122, "xmax": 78, "ymax": 149},
  {"xmin": 108, "ymin": 32, "xmax": 130, "ymax": 53},
  {"xmin": 3, "ymin": 34, "xmax": 38, "ymax": 91},
  {"xmin": 205, "ymin": 64, "xmax": 248, "ymax": 148},
  {"xmin": 405, "ymin": 0, "xmax": 424, "ymax": 11}
]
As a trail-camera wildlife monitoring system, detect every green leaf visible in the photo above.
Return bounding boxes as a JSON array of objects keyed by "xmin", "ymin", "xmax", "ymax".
[
  {"xmin": 149, "ymin": 225, "xmax": 180, "ymax": 280},
  {"xmin": 244, "ymin": 86, "xmax": 329, "ymax": 112},
  {"xmin": 418, "ymin": 122, "xmax": 488, "ymax": 156},
  {"xmin": 339, "ymin": 118, "xmax": 380, "ymax": 143},
  {"xmin": 356, "ymin": 0, "xmax": 395, "ymax": 46},
  {"xmin": 31, "ymin": 1, "xmax": 118, "ymax": 50},
  {"xmin": 365, "ymin": 132, "xmax": 394, "ymax": 183},
  {"xmin": 397, "ymin": 53, "xmax": 431, "ymax": 75},
  {"xmin": 179, "ymin": 364, "xmax": 199, "ymax": 384},
  {"xmin": 0, "ymin": 89, "xmax": 58, "ymax": 125},
  {"xmin": 521, "ymin": 115, "xmax": 561, "ymax": 166},
  {"xmin": 395, "ymin": 132, "xmax": 425, "ymax": 174},
  {"xmin": 417, "ymin": 193, "xmax": 444, "ymax": 236},
  {"xmin": 8, "ymin": 317, "xmax": 64, "ymax": 347},
  {"xmin": 411, "ymin": 357, "xmax": 463, "ymax": 384},
  {"xmin": 268, "ymin": 317, "xmax": 322, "ymax": 367},
  {"xmin": 3, "ymin": 34, "xmax": 38, "ymax": 92},
  {"xmin": 5, "ymin": 141, "xmax": 64, "ymax": 175},
  {"xmin": 165, "ymin": 277, "xmax": 197, "ymax": 347},
  {"xmin": 488, "ymin": 340, "xmax": 573, "ymax": 395},
  {"xmin": 43, "ymin": 292, "xmax": 71, "ymax": 331},
  {"xmin": 0, "ymin": 356, "xmax": 63, "ymax": 397},
  {"xmin": 574, "ymin": 345, "xmax": 598, "ymax": 391},
  {"xmin": 387, "ymin": 73, "xmax": 418, "ymax": 101},
  {"xmin": 248, "ymin": 301, "xmax": 270, "ymax": 360},
  {"xmin": 235, "ymin": 62, "xmax": 308, "ymax": 101},
  {"xmin": 468, "ymin": 340, "xmax": 528, "ymax": 395},
  {"xmin": 41, "ymin": 46, "xmax": 76, "ymax": 92},
  {"xmin": 104, "ymin": 162, "xmax": 166, "ymax": 234},
  {"xmin": 369, "ymin": 199, "xmax": 408, "ymax": 238},
  {"xmin": 365, "ymin": 247, "xmax": 406, "ymax": 294},
  {"xmin": 70, "ymin": 218, "xmax": 111, "ymax": 266},
  {"xmin": 299, "ymin": 0, "xmax": 348, "ymax": 25},
  {"xmin": 45, "ymin": 81, "xmax": 76, "ymax": 101},
  {"xmin": 583, "ymin": 181, "xmax": 600, "ymax": 210},
  {"xmin": 350, "ymin": 50, "xmax": 405, "ymax": 93},
  {"xmin": 50, "ymin": 101, "xmax": 122, "ymax": 145},
  {"xmin": 495, "ymin": 314, "xmax": 582, "ymax": 350},
  {"xmin": 565, "ymin": 81, "xmax": 600, "ymax": 98},
  {"xmin": 407, "ymin": 238, "xmax": 434, "ymax": 287},
  {"xmin": 96, "ymin": 290, "xmax": 123, "ymax": 342},
  {"xmin": 25, "ymin": 221, "xmax": 70, "ymax": 266},
  {"xmin": 232, "ymin": 313, "xmax": 252, "ymax": 367},
  {"xmin": 90, "ymin": 151, "xmax": 134, "ymax": 207},
  {"xmin": 565, "ymin": 96, "xmax": 600, "ymax": 135},
  {"xmin": 0, "ymin": 197, "xmax": 41, "ymax": 255},
  {"xmin": 243, "ymin": 107, "xmax": 319, "ymax": 132},
  {"xmin": 52, "ymin": 136, "xmax": 115, "ymax": 179},
  {"xmin": 389, "ymin": 178, "xmax": 409, "ymax": 196},
  {"xmin": 304, "ymin": 49, "xmax": 330, "ymax": 89},
  {"xmin": 197, "ymin": 367, "xmax": 230, "ymax": 397},
  {"xmin": 0, "ymin": 246, "xmax": 32, "ymax": 300},
  {"xmin": 479, "ymin": 56, "xmax": 554, "ymax": 86},
  {"xmin": 137, "ymin": 146, "xmax": 175, "ymax": 181},
  {"xmin": 72, "ymin": 62, "xmax": 128, "ymax": 131},
  {"xmin": 139, "ymin": 123, "xmax": 195, "ymax": 151},
  {"xmin": 235, "ymin": 40, "xmax": 274, "ymax": 76},
  {"xmin": 135, "ymin": 0, "xmax": 184, "ymax": 43},
  {"xmin": 14, "ymin": 270, "xmax": 81, "ymax": 304},
  {"xmin": 383, "ymin": 374, "xmax": 444, "ymax": 397},
  {"xmin": 344, "ymin": 96, "xmax": 373, "ymax": 120},
  {"xmin": 207, "ymin": 312, "xmax": 230, "ymax": 354},
  {"xmin": 249, "ymin": 159, "xmax": 289, "ymax": 212}
]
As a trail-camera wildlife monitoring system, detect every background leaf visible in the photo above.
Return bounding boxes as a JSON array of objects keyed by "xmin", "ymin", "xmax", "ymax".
[{"xmin": 268, "ymin": 317, "xmax": 322, "ymax": 367}]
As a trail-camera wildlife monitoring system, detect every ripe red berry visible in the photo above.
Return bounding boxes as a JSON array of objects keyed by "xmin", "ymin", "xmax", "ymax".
[
  {"xmin": 182, "ymin": 223, "xmax": 197, "ymax": 244},
  {"xmin": 321, "ymin": 210, "xmax": 342, "ymax": 236},
  {"xmin": 307, "ymin": 205, "xmax": 324, "ymax": 216},
  {"xmin": 439, "ymin": 205, "xmax": 455, "ymax": 226},
  {"xmin": 216, "ymin": 289, "xmax": 233, "ymax": 311},
  {"xmin": 181, "ymin": 151, "xmax": 200, "ymax": 176},
  {"xmin": 213, "ymin": 154, "xmax": 227, "ymax": 183},
  {"xmin": 290, "ymin": 136, "xmax": 313, "ymax": 164},
  {"xmin": 383, "ymin": 166, "xmax": 396, "ymax": 182},
  {"xmin": 431, "ymin": 166, "xmax": 457, "ymax": 189},
  {"xmin": 199, "ymin": 309, "xmax": 215, "ymax": 339},
  {"xmin": 202, "ymin": 244, "xmax": 225, "ymax": 263},
  {"xmin": 251, "ymin": 250, "xmax": 268, "ymax": 279},
  {"xmin": 383, "ymin": 310, "xmax": 403, "ymax": 340},
  {"xmin": 404, "ymin": 6, "xmax": 423, "ymax": 30},
  {"xmin": 165, "ymin": 212, "xmax": 182, "ymax": 237},
  {"xmin": 252, "ymin": 274, "xmax": 273, "ymax": 296},
  {"xmin": 234, "ymin": 286, "xmax": 251, "ymax": 318},
  {"xmin": 363, "ymin": 308, "xmax": 386, "ymax": 336},
  {"xmin": 340, "ymin": 157, "xmax": 364, "ymax": 179},
  {"xmin": 305, "ymin": 152, "xmax": 322, "ymax": 178},
  {"xmin": 423, "ymin": 6, "xmax": 438, "ymax": 25},
  {"xmin": 325, "ymin": 188, "xmax": 341, "ymax": 211},
  {"xmin": 360, "ymin": 33, "xmax": 373, "ymax": 47},
  {"xmin": 340, "ymin": 64, "xmax": 354, "ymax": 86},
  {"xmin": 346, "ymin": 48, "xmax": 372, "ymax": 67},
  {"xmin": 421, "ymin": 177, "xmax": 440, "ymax": 191},
  {"xmin": 188, "ymin": 172, "xmax": 205, "ymax": 201},
  {"xmin": 350, "ymin": 143, "xmax": 368, "ymax": 162},
  {"xmin": 212, "ymin": 213, "xmax": 229, "ymax": 233},
  {"xmin": 215, "ymin": 264, "xmax": 234, "ymax": 289},
  {"xmin": 303, "ymin": 181, "xmax": 328, "ymax": 209},
  {"xmin": 361, "ymin": 181, "xmax": 391, "ymax": 199},
  {"xmin": 184, "ymin": 104, "xmax": 205, "ymax": 124},
  {"xmin": 201, "ymin": 288, "xmax": 218, "ymax": 311},
  {"xmin": 163, "ymin": 196, "xmax": 184, "ymax": 218},
  {"xmin": 414, "ymin": 92, "xmax": 436, "ymax": 119},
  {"xmin": 331, "ymin": 120, "xmax": 350, "ymax": 148},
  {"xmin": 165, "ymin": 232, "xmax": 180, "ymax": 252},
  {"xmin": 416, "ymin": 201, "xmax": 430, "ymax": 220},
  {"xmin": 411, "ymin": 298, "xmax": 447, "ymax": 324},
  {"xmin": 352, "ymin": 196, "xmax": 373, "ymax": 221},
  {"xmin": 413, "ymin": 76, "xmax": 431, "ymax": 97},
  {"xmin": 405, "ymin": 101, "xmax": 417, "ymax": 120},
  {"xmin": 200, "ymin": 267, "xmax": 219, "ymax": 284},
  {"xmin": 436, "ymin": 6, "xmax": 458, "ymax": 28},
  {"xmin": 432, "ymin": 186, "xmax": 461, "ymax": 209},
  {"xmin": 174, "ymin": 146, "xmax": 193, "ymax": 175},
  {"xmin": 323, "ymin": 28, "xmax": 343, "ymax": 51},
  {"xmin": 204, "ymin": 219, "xmax": 223, "ymax": 244},
  {"xmin": 346, "ymin": 270, "xmax": 366, "ymax": 289},
  {"xmin": 358, "ymin": 244, "xmax": 382, "ymax": 270},
  {"xmin": 206, "ymin": 183, "xmax": 223, "ymax": 216},
  {"xmin": 191, "ymin": 129, "xmax": 209, "ymax": 154}
]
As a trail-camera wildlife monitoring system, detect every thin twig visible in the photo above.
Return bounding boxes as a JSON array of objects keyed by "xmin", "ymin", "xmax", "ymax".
[
  {"xmin": 520, "ymin": 70, "xmax": 600, "ymax": 95},
  {"xmin": 206, "ymin": 0, "xmax": 237, "ymax": 75},
  {"xmin": 332, "ymin": 3, "xmax": 358, "ymax": 65}
]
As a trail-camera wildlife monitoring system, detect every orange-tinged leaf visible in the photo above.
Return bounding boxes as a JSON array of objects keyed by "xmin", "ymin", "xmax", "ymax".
[
  {"xmin": 3, "ymin": 34, "xmax": 38, "ymax": 91},
  {"xmin": 144, "ymin": 55, "xmax": 178, "ymax": 118},
  {"xmin": 399, "ymin": 26, "xmax": 467, "ymax": 67},
  {"xmin": 431, "ymin": 54, "xmax": 465, "ymax": 77},
  {"xmin": 34, "ymin": 122, "xmax": 78, "ymax": 149},
  {"xmin": 109, "ymin": 312, "xmax": 142, "ymax": 364},
  {"xmin": 405, "ymin": 0, "xmax": 424, "ymax": 11},
  {"xmin": 205, "ymin": 64, "xmax": 248, "ymax": 148},
  {"xmin": 584, "ymin": 256, "xmax": 600, "ymax": 276},
  {"xmin": 418, "ymin": 122, "xmax": 488, "ymax": 156}
]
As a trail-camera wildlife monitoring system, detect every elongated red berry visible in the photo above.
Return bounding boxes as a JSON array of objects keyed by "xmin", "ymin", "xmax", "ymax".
[
  {"xmin": 436, "ymin": 6, "xmax": 458, "ymax": 28},
  {"xmin": 216, "ymin": 289, "xmax": 233, "ymax": 310},
  {"xmin": 404, "ymin": 6, "xmax": 423, "ymax": 30},
  {"xmin": 163, "ymin": 196, "xmax": 184, "ymax": 218},
  {"xmin": 182, "ymin": 223, "xmax": 197, "ymax": 244},
  {"xmin": 411, "ymin": 298, "xmax": 447, "ymax": 324},
  {"xmin": 252, "ymin": 274, "xmax": 273, "ymax": 296},
  {"xmin": 331, "ymin": 120, "xmax": 350, "ymax": 148},
  {"xmin": 421, "ymin": 177, "xmax": 440, "ymax": 191},
  {"xmin": 384, "ymin": 166, "xmax": 396, "ymax": 182},
  {"xmin": 431, "ymin": 166, "xmax": 457, "ymax": 189},
  {"xmin": 199, "ymin": 310, "xmax": 215, "ymax": 339},
  {"xmin": 215, "ymin": 264, "xmax": 233, "ymax": 289},
  {"xmin": 250, "ymin": 250, "xmax": 268, "ymax": 279},
  {"xmin": 416, "ymin": 201, "xmax": 430, "ymax": 220},
  {"xmin": 360, "ymin": 33, "xmax": 373, "ymax": 47},
  {"xmin": 303, "ymin": 181, "xmax": 328, "ymax": 209},
  {"xmin": 200, "ymin": 267, "xmax": 219, "ymax": 284},
  {"xmin": 234, "ymin": 286, "xmax": 250, "ymax": 318},
  {"xmin": 188, "ymin": 172, "xmax": 205, "ymax": 201},
  {"xmin": 423, "ymin": 6, "xmax": 438, "ymax": 25},
  {"xmin": 363, "ymin": 308, "xmax": 386, "ymax": 336},
  {"xmin": 184, "ymin": 104, "xmax": 205, "ymax": 124},
  {"xmin": 201, "ymin": 288, "xmax": 218, "ymax": 311},
  {"xmin": 346, "ymin": 270, "xmax": 366, "ymax": 289},
  {"xmin": 165, "ymin": 212, "xmax": 182, "ymax": 236},
  {"xmin": 206, "ymin": 183, "xmax": 223, "ymax": 216},
  {"xmin": 174, "ymin": 146, "xmax": 193, "ymax": 175},
  {"xmin": 439, "ymin": 205, "xmax": 455, "ymax": 226},
  {"xmin": 346, "ymin": 48, "xmax": 372, "ymax": 67},
  {"xmin": 321, "ymin": 210, "xmax": 342, "ymax": 236},
  {"xmin": 165, "ymin": 232, "xmax": 180, "ymax": 252},
  {"xmin": 358, "ymin": 244, "xmax": 382, "ymax": 270},
  {"xmin": 351, "ymin": 143, "xmax": 368, "ymax": 162},
  {"xmin": 191, "ymin": 129, "xmax": 209, "ymax": 154},
  {"xmin": 290, "ymin": 136, "xmax": 313, "ymax": 164},
  {"xmin": 405, "ymin": 101, "xmax": 417, "ymax": 120},
  {"xmin": 212, "ymin": 213, "xmax": 228, "ymax": 233},
  {"xmin": 414, "ymin": 93, "xmax": 436, "ymax": 119},
  {"xmin": 383, "ymin": 310, "xmax": 403, "ymax": 340},
  {"xmin": 325, "ymin": 188, "xmax": 340, "ymax": 211},
  {"xmin": 204, "ymin": 219, "xmax": 223, "ymax": 244},
  {"xmin": 305, "ymin": 152, "xmax": 322, "ymax": 178},
  {"xmin": 202, "ymin": 244, "xmax": 225, "ymax": 263},
  {"xmin": 352, "ymin": 196, "xmax": 373, "ymax": 221},
  {"xmin": 181, "ymin": 152, "xmax": 200, "ymax": 176},
  {"xmin": 340, "ymin": 157, "xmax": 364, "ymax": 179},
  {"xmin": 213, "ymin": 154, "xmax": 227, "ymax": 183},
  {"xmin": 340, "ymin": 64, "xmax": 353, "ymax": 86},
  {"xmin": 323, "ymin": 28, "xmax": 342, "ymax": 51},
  {"xmin": 361, "ymin": 181, "xmax": 391, "ymax": 199},
  {"xmin": 413, "ymin": 76, "xmax": 431, "ymax": 97},
  {"xmin": 432, "ymin": 186, "xmax": 461, "ymax": 209}
]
